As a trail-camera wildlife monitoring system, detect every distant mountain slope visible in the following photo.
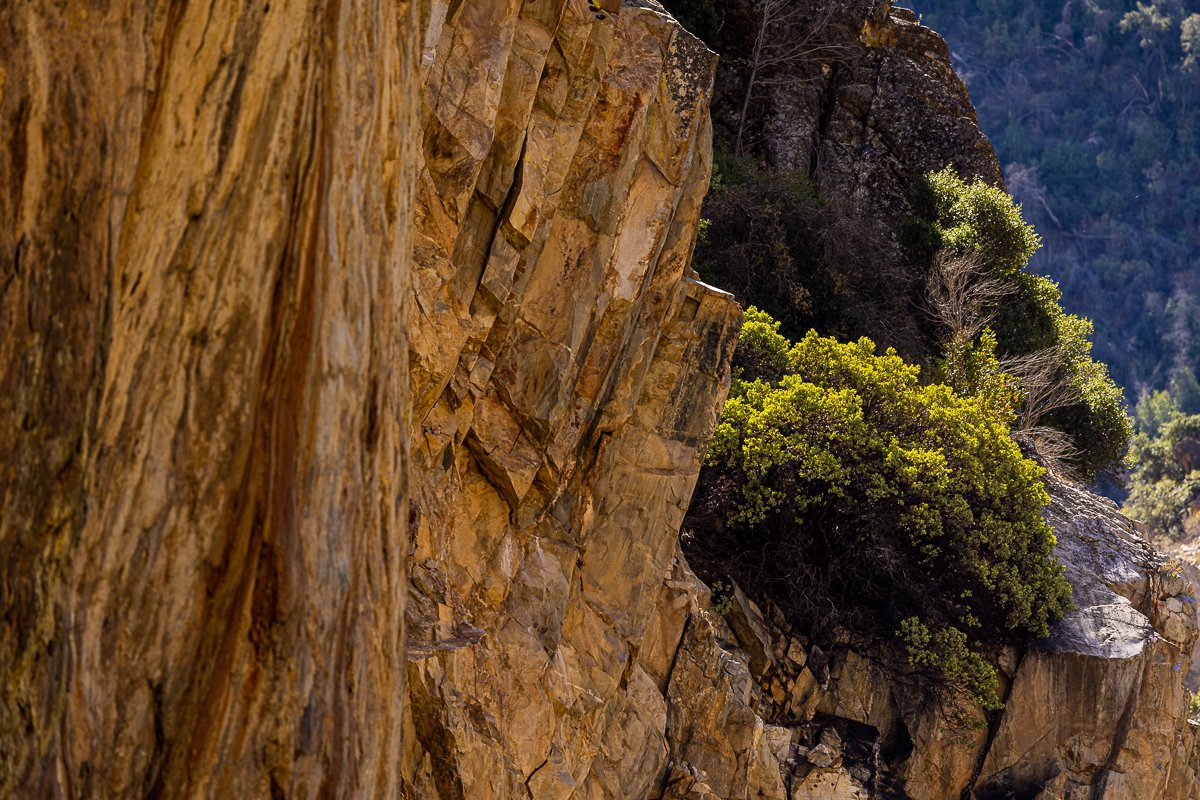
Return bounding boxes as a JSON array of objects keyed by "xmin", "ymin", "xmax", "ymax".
[{"xmin": 915, "ymin": 0, "xmax": 1200, "ymax": 402}]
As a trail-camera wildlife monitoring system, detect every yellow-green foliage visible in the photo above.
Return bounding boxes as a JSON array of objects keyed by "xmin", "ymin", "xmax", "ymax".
[
  {"xmin": 909, "ymin": 168, "xmax": 1131, "ymax": 479},
  {"xmin": 702, "ymin": 308, "xmax": 1072, "ymax": 709},
  {"xmin": 899, "ymin": 618, "xmax": 1003, "ymax": 711},
  {"xmin": 937, "ymin": 328, "xmax": 1023, "ymax": 425}
]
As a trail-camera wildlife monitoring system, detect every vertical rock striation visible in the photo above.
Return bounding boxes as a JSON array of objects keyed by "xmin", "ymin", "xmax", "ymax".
[{"xmin": 1, "ymin": 2, "xmax": 421, "ymax": 796}]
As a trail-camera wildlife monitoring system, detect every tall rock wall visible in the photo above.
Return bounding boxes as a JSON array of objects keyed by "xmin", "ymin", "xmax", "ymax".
[
  {"xmin": 1, "ymin": 2, "xmax": 421, "ymax": 796},
  {"xmin": 402, "ymin": 1, "xmax": 740, "ymax": 795},
  {"xmin": 3, "ymin": 1, "xmax": 1199, "ymax": 799}
]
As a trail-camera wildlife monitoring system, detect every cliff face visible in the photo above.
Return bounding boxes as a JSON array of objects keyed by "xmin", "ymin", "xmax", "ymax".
[
  {"xmin": 2, "ymin": 1, "xmax": 1198, "ymax": 799},
  {"xmin": 404, "ymin": 2, "xmax": 1200, "ymax": 799},
  {"xmin": 1, "ymin": 3, "xmax": 421, "ymax": 796},
  {"xmin": 402, "ymin": 1, "xmax": 740, "ymax": 795}
]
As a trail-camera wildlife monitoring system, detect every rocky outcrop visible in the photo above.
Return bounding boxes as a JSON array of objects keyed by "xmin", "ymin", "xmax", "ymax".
[
  {"xmin": 5, "ymin": 1, "xmax": 1199, "ymax": 798},
  {"xmin": 402, "ymin": 1, "xmax": 741, "ymax": 796},
  {"xmin": 972, "ymin": 481, "xmax": 1199, "ymax": 799},
  {"xmin": 400, "ymin": 4, "xmax": 1200, "ymax": 794},
  {"xmin": 1, "ymin": 3, "xmax": 422, "ymax": 796},
  {"xmin": 661, "ymin": 480, "xmax": 1200, "ymax": 799},
  {"xmin": 689, "ymin": 0, "xmax": 1005, "ymax": 354},
  {"xmin": 761, "ymin": 1, "xmax": 1002, "ymax": 217}
]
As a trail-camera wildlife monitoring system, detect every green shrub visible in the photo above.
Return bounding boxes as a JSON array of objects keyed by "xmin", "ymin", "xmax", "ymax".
[
  {"xmin": 1135, "ymin": 389, "xmax": 1179, "ymax": 439},
  {"xmin": 688, "ymin": 309, "xmax": 1072, "ymax": 709},
  {"xmin": 935, "ymin": 327, "xmax": 1022, "ymax": 425},
  {"xmin": 922, "ymin": 167, "xmax": 1042, "ymax": 275},
  {"xmin": 1125, "ymin": 474, "xmax": 1200, "ymax": 540},
  {"xmin": 1041, "ymin": 312, "xmax": 1133, "ymax": 479},
  {"xmin": 900, "ymin": 618, "xmax": 1003, "ymax": 711},
  {"xmin": 910, "ymin": 168, "xmax": 1131, "ymax": 479}
]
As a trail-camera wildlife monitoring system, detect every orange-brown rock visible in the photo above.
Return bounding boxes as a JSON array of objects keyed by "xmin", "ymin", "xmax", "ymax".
[
  {"xmin": 398, "ymin": 4, "xmax": 1200, "ymax": 796},
  {"xmin": 1, "ymin": 2, "xmax": 422, "ymax": 796},
  {"xmin": 402, "ymin": 1, "xmax": 740, "ymax": 796}
]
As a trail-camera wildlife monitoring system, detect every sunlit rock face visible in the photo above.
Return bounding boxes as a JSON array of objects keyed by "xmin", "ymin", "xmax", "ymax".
[
  {"xmin": 972, "ymin": 481, "xmax": 1200, "ymax": 800},
  {"xmin": 402, "ymin": 1, "xmax": 740, "ymax": 796},
  {"xmin": 653, "ymin": 481, "xmax": 1200, "ymax": 800},
  {"xmin": 405, "ymin": 1, "xmax": 1200, "ymax": 798},
  {"xmin": 1, "ymin": 2, "xmax": 422, "ymax": 797},
  {"xmin": 3, "ymin": 0, "xmax": 1198, "ymax": 797}
]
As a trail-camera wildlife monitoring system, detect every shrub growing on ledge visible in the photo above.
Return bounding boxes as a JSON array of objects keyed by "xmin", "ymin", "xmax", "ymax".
[
  {"xmin": 906, "ymin": 167, "xmax": 1131, "ymax": 480},
  {"xmin": 687, "ymin": 308, "xmax": 1072, "ymax": 710}
]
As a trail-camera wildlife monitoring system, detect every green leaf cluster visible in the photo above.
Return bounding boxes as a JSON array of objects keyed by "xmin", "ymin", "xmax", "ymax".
[
  {"xmin": 912, "ymin": 168, "xmax": 1132, "ymax": 479},
  {"xmin": 936, "ymin": 328, "xmax": 1023, "ymax": 425},
  {"xmin": 922, "ymin": 167, "xmax": 1042, "ymax": 275},
  {"xmin": 900, "ymin": 618, "xmax": 1004, "ymax": 711},
  {"xmin": 695, "ymin": 309, "xmax": 1072, "ymax": 709}
]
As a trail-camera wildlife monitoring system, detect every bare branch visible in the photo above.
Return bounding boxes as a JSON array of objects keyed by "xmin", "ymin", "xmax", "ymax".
[
  {"xmin": 925, "ymin": 247, "xmax": 1084, "ymax": 477},
  {"xmin": 924, "ymin": 250, "xmax": 1012, "ymax": 341},
  {"xmin": 1002, "ymin": 348, "xmax": 1077, "ymax": 425},
  {"xmin": 1012, "ymin": 426, "xmax": 1081, "ymax": 480},
  {"xmin": 735, "ymin": 0, "xmax": 862, "ymax": 155}
]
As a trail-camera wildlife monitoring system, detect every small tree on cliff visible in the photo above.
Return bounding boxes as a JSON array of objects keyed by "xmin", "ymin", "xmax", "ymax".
[{"xmin": 909, "ymin": 167, "xmax": 1132, "ymax": 480}]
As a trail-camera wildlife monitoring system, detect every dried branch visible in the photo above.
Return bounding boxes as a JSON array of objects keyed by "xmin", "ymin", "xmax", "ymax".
[
  {"xmin": 925, "ymin": 248, "xmax": 1083, "ymax": 477},
  {"xmin": 924, "ymin": 250, "xmax": 1012, "ymax": 342},
  {"xmin": 735, "ymin": 0, "xmax": 861, "ymax": 155}
]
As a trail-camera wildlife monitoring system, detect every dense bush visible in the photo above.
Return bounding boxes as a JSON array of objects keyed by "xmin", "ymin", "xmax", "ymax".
[
  {"xmin": 908, "ymin": 167, "xmax": 1042, "ymax": 276},
  {"xmin": 910, "ymin": 168, "xmax": 1131, "ymax": 479},
  {"xmin": 687, "ymin": 308, "xmax": 1072, "ymax": 709}
]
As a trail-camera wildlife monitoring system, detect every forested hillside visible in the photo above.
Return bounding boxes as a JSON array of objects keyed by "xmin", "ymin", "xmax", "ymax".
[{"xmin": 917, "ymin": 0, "xmax": 1200, "ymax": 405}]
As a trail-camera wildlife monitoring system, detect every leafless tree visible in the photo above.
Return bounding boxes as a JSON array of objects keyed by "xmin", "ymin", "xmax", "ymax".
[
  {"xmin": 926, "ymin": 249, "xmax": 1082, "ymax": 477},
  {"xmin": 1005, "ymin": 163, "xmax": 1063, "ymax": 229},
  {"xmin": 734, "ymin": 0, "xmax": 859, "ymax": 155}
]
